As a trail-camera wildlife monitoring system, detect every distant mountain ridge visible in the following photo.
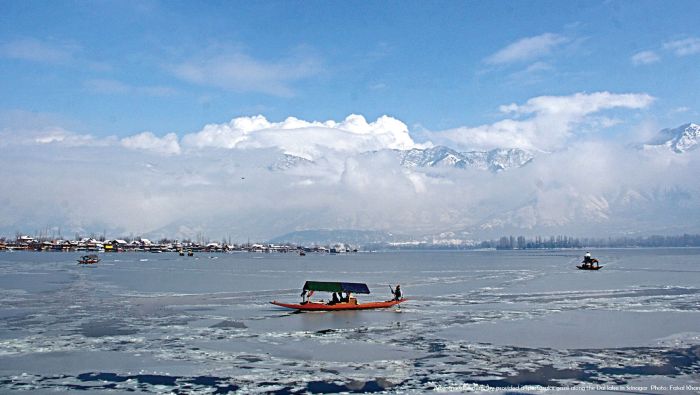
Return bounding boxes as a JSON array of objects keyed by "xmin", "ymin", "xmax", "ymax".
[
  {"xmin": 268, "ymin": 154, "xmax": 313, "ymax": 171},
  {"xmin": 396, "ymin": 146, "xmax": 534, "ymax": 172},
  {"xmin": 644, "ymin": 123, "xmax": 700, "ymax": 153},
  {"xmin": 269, "ymin": 145, "xmax": 534, "ymax": 173}
]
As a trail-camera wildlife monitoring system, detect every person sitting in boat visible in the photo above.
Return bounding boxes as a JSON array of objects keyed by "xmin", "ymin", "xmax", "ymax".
[
  {"xmin": 328, "ymin": 292, "xmax": 340, "ymax": 305},
  {"xmin": 339, "ymin": 292, "xmax": 349, "ymax": 303},
  {"xmin": 300, "ymin": 289, "xmax": 314, "ymax": 304},
  {"xmin": 583, "ymin": 252, "xmax": 592, "ymax": 267},
  {"xmin": 390, "ymin": 284, "xmax": 402, "ymax": 301}
]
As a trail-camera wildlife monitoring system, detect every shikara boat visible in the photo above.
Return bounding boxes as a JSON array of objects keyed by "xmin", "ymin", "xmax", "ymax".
[
  {"xmin": 271, "ymin": 280, "xmax": 406, "ymax": 311},
  {"xmin": 577, "ymin": 257, "xmax": 602, "ymax": 270},
  {"xmin": 577, "ymin": 265, "xmax": 603, "ymax": 270},
  {"xmin": 77, "ymin": 254, "xmax": 100, "ymax": 264}
]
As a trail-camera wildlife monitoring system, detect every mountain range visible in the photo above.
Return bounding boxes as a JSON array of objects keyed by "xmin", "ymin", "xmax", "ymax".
[
  {"xmin": 271, "ymin": 145, "xmax": 534, "ymax": 173},
  {"xmin": 262, "ymin": 122, "xmax": 700, "ymax": 244},
  {"xmin": 457, "ymin": 122, "xmax": 700, "ymax": 239},
  {"xmin": 643, "ymin": 123, "xmax": 700, "ymax": 153},
  {"xmin": 395, "ymin": 146, "xmax": 533, "ymax": 172},
  {"xmin": 4, "ymin": 122, "xmax": 696, "ymax": 244}
]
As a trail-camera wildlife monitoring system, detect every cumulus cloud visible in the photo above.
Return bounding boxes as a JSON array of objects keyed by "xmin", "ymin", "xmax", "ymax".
[
  {"xmin": 432, "ymin": 92, "xmax": 654, "ymax": 151},
  {"xmin": 121, "ymin": 132, "xmax": 181, "ymax": 155},
  {"xmin": 631, "ymin": 50, "xmax": 660, "ymax": 65},
  {"xmin": 170, "ymin": 51, "xmax": 322, "ymax": 97},
  {"xmin": 181, "ymin": 114, "xmax": 421, "ymax": 160},
  {"xmin": 485, "ymin": 33, "xmax": 568, "ymax": 65},
  {"xmin": 4, "ymin": 112, "xmax": 419, "ymax": 160},
  {"xmin": 663, "ymin": 37, "xmax": 700, "ymax": 56}
]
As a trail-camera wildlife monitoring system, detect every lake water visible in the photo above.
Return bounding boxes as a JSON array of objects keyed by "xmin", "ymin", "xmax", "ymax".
[{"xmin": 0, "ymin": 249, "xmax": 699, "ymax": 394}]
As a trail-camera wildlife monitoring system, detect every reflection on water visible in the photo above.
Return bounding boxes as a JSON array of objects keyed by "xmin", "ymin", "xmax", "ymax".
[{"xmin": 0, "ymin": 249, "xmax": 699, "ymax": 393}]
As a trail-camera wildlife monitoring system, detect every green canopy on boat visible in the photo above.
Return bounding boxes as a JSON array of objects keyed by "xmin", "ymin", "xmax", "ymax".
[{"xmin": 303, "ymin": 281, "xmax": 370, "ymax": 294}]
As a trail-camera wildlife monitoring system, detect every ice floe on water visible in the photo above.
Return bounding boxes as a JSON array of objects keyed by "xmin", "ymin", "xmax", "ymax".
[{"xmin": 0, "ymin": 249, "xmax": 699, "ymax": 393}]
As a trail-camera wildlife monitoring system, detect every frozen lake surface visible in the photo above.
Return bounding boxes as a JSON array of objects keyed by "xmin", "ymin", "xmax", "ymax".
[{"xmin": 0, "ymin": 249, "xmax": 699, "ymax": 393}]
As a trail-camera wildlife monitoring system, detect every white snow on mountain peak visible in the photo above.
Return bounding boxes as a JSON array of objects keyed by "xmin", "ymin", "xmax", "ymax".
[
  {"xmin": 644, "ymin": 123, "xmax": 700, "ymax": 153},
  {"xmin": 396, "ymin": 146, "xmax": 533, "ymax": 172}
]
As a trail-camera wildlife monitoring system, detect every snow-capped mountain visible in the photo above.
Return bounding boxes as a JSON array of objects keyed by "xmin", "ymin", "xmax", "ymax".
[
  {"xmin": 268, "ymin": 154, "xmax": 313, "ymax": 171},
  {"xmin": 644, "ymin": 123, "xmax": 700, "ymax": 153},
  {"xmin": 466, "ymin": 148, "xmax": 534, "ymax": 172},
  {"xmin": 397, "ymin": 146, "xmax": 533, "ymax": 172},
  {"xmin": 272, "ymin": 145, "xmax": 534, "ymax": 173}
]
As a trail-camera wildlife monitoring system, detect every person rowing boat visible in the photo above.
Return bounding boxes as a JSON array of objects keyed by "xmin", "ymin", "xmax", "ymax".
[
  {"xmin": 577, "ymin": 251, "xmax": 603, "ymax": 270},
  {"xmin": 582, "ymin": 251, "xmax": 600, "ymax": 268},
  {"xmin": 389, "ymin": 284, "xmax": 402, "ymax": 301}
]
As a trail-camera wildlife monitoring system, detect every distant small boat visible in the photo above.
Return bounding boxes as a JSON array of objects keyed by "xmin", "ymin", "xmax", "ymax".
[
  {"xmin": 578, "ymin": 257, "xmax": 602, "ymax": 270},
  {"xmin": 299, "ymin": 251, "xmax": 306, "ymax": 256},
  {"xmin": 77, "ymin": 254, "xmax": 100, "ymax": 265},
  {"xmin": 187, "ymin": 250, "xmax": 194, "ymax": 256}
]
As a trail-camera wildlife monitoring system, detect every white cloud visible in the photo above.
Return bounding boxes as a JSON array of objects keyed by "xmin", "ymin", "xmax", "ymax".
[
  {"xmin": 121, "ymin": 132, "xmax": 181, "ymax": 155},
  {"xmin": 499, "ymin": 92, "xmax": 654, "ymax": 117},
  {"xmin": 485, "ymin": 33, "xmax": 568, "ymax": 65},
  {"xmin": 0, "ymin": 38, "xmax": 76, "ymax": 63},
  {"xmin": 182, "ymin": 114, "xmax": 421, "ymax": 160},
  {"xmin": 664, "ymin": 37, "xmax": 700, "ymax": 56},
  {"xmin": 504, "ymin": 61, "xmax": 555, "ymax": 86},
  {"xmin": 170, "ymin": 51, "xmax": 322, "ymax": 97},
  {"xmin": 432, "ymin": 92, "xmax": 654, "ymax": 151},
  {"xmin": 522, "ymin": 61, "xmax": 553, "ymax": 73},
  {"xmin": 0, "ymin": 37, "xmax": 111, "ymax": 72},
  {"xmin": 32, "ymin": 128, "xmax": 102, "ymax": 146},
  {"xmin": 5, "ymin": 111, "xmax": 419, "ymax": 160},
  {"xmin": 0, "ymin": 110, "xmax": 115, "ymax": 147},
  {"xmin": 1, "ymin": 112, "xmax": 699, "ymax": 240},
  {"xmin": 631, "ymin": 50, "xmax": 660, "ymax": 65},
  {"xmin": 84, "ymin": 79, "xmax": 177, "ymax": 96}
]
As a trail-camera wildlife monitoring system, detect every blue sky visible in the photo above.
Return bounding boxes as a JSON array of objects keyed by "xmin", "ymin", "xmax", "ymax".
[
  {"xmin": 1, "ymin": 0, "xmax": 698, "ymax": 139},
  {"xmin": 1, "ymin": 1, "xmax": 700, "ymax": 239}
]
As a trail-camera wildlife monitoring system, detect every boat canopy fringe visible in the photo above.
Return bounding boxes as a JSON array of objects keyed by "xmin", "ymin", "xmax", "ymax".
[{"xmin": 303, "ymin": 281, "xmax": 370, "ymax": 294}]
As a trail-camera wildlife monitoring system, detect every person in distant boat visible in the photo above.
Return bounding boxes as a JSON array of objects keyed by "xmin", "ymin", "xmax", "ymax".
[
  {"xmin": 340, "ymin": 292, "xmax": 349, "ymax": 303},
  {"xmin": 329, "ymin": 292, "xmax": 340, "ymax": 305},
  {"xmin": 390, "ymin": 284, "xmax": 402, "ymax": 301},
  {"xmin": 582, "ymin": 252, "xmax": 600, "ymax": 268}
]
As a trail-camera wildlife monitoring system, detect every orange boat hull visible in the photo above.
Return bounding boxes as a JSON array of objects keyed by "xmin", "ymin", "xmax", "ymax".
[{"xmin": 270, "ymin": 299, "xmax": 406, "ymax": 311}]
